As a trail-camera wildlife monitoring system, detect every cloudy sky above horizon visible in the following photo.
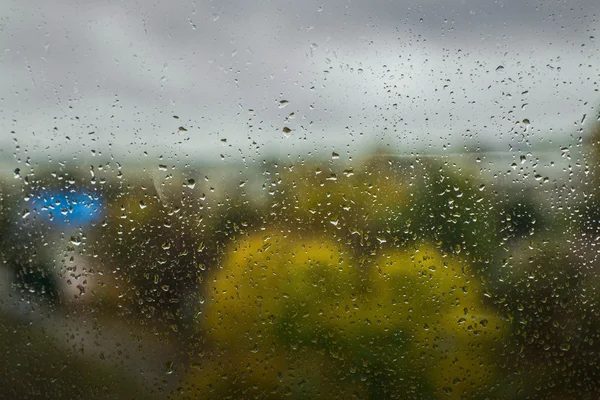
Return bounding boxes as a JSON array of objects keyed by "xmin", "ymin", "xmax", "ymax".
[{"xmin": 0, "ymin": 0, "xmax": 599, "ymax": 167}]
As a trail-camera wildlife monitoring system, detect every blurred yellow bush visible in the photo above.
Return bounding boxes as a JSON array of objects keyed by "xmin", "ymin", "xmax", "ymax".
[{"xmin": 190, "ymin": 232, "xmax": 506, "ymax": 399}]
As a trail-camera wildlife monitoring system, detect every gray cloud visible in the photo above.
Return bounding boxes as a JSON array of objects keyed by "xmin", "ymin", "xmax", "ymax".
[{"xmin": 0, "ymin": 0, "xmax": 598, "ymax": 168}]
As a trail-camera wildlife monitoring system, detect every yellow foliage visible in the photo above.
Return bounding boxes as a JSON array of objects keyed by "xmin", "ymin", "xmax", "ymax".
[
  {"xmin": 198, "ymin": 235, "xmax": 507, "ymax": 399},
  {"xmin": 281, "ymin": 161, "xmax": 409, "ymax": 229},
  {"xmin": 204, "ymin": 231, "xmax": 358, "ymax": 345}
]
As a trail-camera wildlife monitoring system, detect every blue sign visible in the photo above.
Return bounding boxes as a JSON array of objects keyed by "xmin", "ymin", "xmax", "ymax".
[{"xmin": 29, "ymin": 190, "xmax": 104, "ymax": 227}]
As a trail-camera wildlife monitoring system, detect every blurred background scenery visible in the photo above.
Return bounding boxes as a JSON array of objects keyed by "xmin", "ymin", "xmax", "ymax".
[{"xmin": 1, "ymin": 0, "xmax": 600, "ymax": 399}]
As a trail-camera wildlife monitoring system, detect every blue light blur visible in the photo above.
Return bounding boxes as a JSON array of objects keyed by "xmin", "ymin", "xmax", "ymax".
[{"xmin": 29, "ymin": 190, "xmax": 104, "ymax": 228}]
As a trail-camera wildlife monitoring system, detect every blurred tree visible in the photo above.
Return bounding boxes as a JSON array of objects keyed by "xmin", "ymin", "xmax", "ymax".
[
  {"xmin": 188, "ymin": 230, "xmax": 506, "ymax": 399},
  {"xmin": 404, "ymin": 160, "xmax": 500, "ymax": 267},
  {"xmin": 494, "ymin": 234, "xmax": 600, "ymax": 397}
]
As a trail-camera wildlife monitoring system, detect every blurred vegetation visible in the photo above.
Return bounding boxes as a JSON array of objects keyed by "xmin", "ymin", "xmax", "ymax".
[
  {"xmin": 0, "ymin": 313, "xmax": 163, "ymax": 400},
  {"xmin": 1, "ymin": 123, "xmax": 600, "ymax": 398},
  {"xmin": 188, "ymin": 233, "xmax": 505, "ymax": 399}
]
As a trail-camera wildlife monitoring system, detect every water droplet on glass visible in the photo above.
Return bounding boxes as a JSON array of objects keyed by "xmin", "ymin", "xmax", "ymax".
[{"xmin": 165, "ymin": 361, "xmax": 175, "ymax": 374}]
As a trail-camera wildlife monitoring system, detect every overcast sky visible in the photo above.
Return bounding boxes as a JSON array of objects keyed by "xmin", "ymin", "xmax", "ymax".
[{"xmin": 0, "ymin": 0, "xmax": 598, "ymax": 167}]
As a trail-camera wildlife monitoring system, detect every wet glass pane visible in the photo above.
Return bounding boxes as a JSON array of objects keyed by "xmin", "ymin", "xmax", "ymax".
[{"xmin": 1, "ymin": 0, "xmax": 599, "ymax": 398}]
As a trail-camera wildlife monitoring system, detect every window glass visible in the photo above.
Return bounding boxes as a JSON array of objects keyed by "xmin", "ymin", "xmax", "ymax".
[{"xmin": 1, "ymin": 0, "xmax": 599, "ymax": 398}]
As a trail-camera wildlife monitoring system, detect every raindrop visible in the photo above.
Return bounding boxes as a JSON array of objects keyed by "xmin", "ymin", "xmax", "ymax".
[{"xmin": 165, "ymin": 361, "xmax": 175, "ymax": 375}]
